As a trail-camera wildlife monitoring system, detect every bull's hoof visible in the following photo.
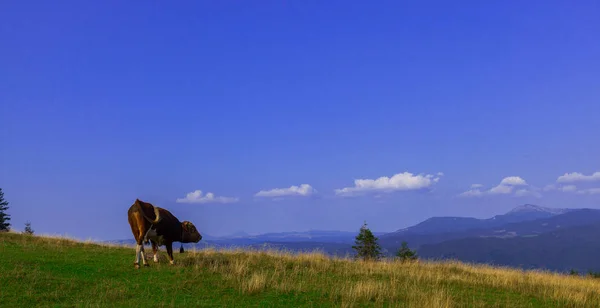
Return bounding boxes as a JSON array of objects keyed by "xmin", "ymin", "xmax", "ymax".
[
  {"xmin": 143, "ymin": 263, "xmax": 150, "ymax": 267},
  {"xmin": 134, "ymin": 263, "xmax": 140, "ymax": 269}
]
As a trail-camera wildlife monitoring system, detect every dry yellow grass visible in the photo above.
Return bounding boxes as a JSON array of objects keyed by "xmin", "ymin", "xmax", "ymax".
[{"xmin": 171, "ymin": 245, "xmax": 600, "ymax": 307}]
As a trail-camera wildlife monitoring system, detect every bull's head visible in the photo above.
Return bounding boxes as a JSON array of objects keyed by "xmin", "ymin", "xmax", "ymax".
[{"xmin": 181, "ymin": 221, "xmax": 202, "ymax": 243}]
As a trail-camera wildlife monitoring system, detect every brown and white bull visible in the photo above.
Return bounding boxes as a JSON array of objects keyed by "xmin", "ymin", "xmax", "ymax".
[{"xmin": 127, "ymin": 199, "xmax": 202, "ymax": 268}]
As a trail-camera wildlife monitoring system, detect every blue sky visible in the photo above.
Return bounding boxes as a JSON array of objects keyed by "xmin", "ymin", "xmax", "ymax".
[{"xmin": 1, "ymin": 1, "xmax": 599, "ymax": 240}]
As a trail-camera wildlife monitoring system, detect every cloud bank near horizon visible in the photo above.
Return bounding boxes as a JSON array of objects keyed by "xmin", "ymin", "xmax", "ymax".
[
  {"xmin": 254, "ymin": 184, "xmax": 316, "ymax": 199},
  {"xmin": 459, "ymin": 171, "xmax": 600, "ymax": 199},
  {"xmin": 459, "ymin": 176, "xmax": 541, "ymax": 198},
  {"xmin": 334, "ymin": 172, "xmax": 443, "ymax": 197},
  {"xmin": 176, "ymin": 190, "xmax": 239, "ymax": 204},
  {"xmin": 557, "ymin": 172, "xmax": 600, "ymax": 183},
  {"xmin": 545, "ymin": 171, "xmax": 600, "ymax": 195}
]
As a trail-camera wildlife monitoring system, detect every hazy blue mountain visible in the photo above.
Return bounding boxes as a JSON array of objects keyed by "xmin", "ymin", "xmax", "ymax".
[
  {"xmin": 417, "ymin": 219, "xmax": 600, "ymax": 272},
  {"xmin": 379, "ymin": 208, "xmax": 600, "ymax": 252}
]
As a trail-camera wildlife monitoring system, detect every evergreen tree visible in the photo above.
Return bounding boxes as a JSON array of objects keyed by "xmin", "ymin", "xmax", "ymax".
[
  {"xmin": 0, "ymin": 188, "xmax": 10, "ymax": 231},
  {"xmin": 352, "ymin": 221, "xmax": 382, "ymax": 261},
  {"xmin": 395, "ymin": 241, "xmax": 418, "ymax": 262},
  {"xmin": 24, "ymin": 221, "xmax": 34, "ymax": 235}
]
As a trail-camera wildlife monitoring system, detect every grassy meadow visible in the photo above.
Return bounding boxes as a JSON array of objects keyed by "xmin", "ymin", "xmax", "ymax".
[{"xmin": 2, "ymin": 232, "xmax": 600, "ymax": 307}]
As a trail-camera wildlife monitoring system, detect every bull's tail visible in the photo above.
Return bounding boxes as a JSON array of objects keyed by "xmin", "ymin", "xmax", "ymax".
[{"xmin": 134, "ymin": 199, "xmax": 162, "ymax": 224}]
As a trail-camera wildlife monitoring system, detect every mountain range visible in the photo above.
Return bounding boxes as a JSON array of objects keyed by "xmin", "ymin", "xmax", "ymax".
[
  {"xmin": 387, "ymin": 204, "xmax": 572, "ymax": 235},
  {"xmin": 417, "ymin": 214, "xmax": 600, "ymax": 272},
  {"xmin": 378, "ymin": 204, "xmax": 581, "ymax": 249}
]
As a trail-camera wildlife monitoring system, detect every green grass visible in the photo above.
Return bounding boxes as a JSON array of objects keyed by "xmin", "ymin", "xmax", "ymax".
[{"xmin": 2, "ymin": 232, "xmax": 600, "ymax": 307}]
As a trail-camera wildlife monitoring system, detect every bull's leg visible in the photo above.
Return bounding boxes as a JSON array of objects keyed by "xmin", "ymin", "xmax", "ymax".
[
  {"xmin": 140, "ymin": 244, "xmax": 149, "ymax": 267},
  {"xmin": 134, "ymin": 244, "xmax": 142, "ymax": 269},
  {"xmin": 133, "ymin": 223, "xmax": 148, "ymax": 269},
  {"xmin": 166, "ymin": 242, "xmax": 175, "ymax": 265},
  {"xmin": 151, "ymin": 240, "xmax": 159, "ymax": 263}
]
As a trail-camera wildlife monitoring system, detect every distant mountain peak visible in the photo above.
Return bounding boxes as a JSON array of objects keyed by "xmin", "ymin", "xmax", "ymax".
[
  {"xmin": 507, "ymin": 204, "xmax": 568, "ymax": 215},
  {"xmin": 389, "ymin": 204, "xmax": 576, "ymax": 235}
]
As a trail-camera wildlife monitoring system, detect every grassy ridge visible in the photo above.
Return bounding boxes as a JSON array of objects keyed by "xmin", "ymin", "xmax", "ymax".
[{"xmin": 2, "ymin": 233, "xmax": 600, "ymax": 307}]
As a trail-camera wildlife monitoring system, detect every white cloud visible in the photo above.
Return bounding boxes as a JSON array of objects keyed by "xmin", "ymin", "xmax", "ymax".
[
  {"xmin": 334, "ymin": 171, "xmax": 442, "ymax": 197},
  {"xmin": 176, "ymin": 190, "xmax": 239, "ymax": 204},
  {"xmin": 543, "ymin": 184, "xmax": 580, "ymax": 193},
  {"xmin": 588, "ymin": 188, "xmax": 600, "ymax": 195},
  {"xmin": 524, "ymin": 172, "xmax": 600, "ymax": 195},
  {"xmin": 576, "ymin": 188, "xmax": 600, "ymax": 195},
  {"xmin": 459, "ymin": 176, "xmax": 538, "ymax": 198},
  {"xmin": 254, "ymin": 184, "xmax": 316, "ymax": 198},
  {"xmin": 488, "ymin": 176, "xmax": 528, "ymax": 195},
  {"xmin": 489, "ymin": 184, "xmax": 514, "ymax": 195},
  {"xmin": 556, "ymin": 172, "xmax": 600, "ymax": 183},
  {"xmin": 499, "ymin": 176, "xmax": 527, "ymax": 186}
]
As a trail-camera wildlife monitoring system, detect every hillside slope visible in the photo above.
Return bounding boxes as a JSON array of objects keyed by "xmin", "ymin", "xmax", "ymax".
[{"xmin": 3, "ymin": 232, "xmax": 600, "ymax": 307}]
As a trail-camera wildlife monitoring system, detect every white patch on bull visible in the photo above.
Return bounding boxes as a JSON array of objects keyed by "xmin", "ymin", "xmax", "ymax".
[
  {"xmin": 140, "ymin": 247, "xmax": 147, "ymax": 265},
  {"xmin": 153, "ymin": 253, "xmax": 158, "ymax": 263},
  {"xmin": 170, "ymin": 260, "xmax": 174, "ymax": 265},
  {"xmin": 144, "ymin": 228, "xmax": 166, "ymax": 246},
  {"xmin": 135, "ymin": 244, "xmax": 142, "ymax": 264},
  {"xmin": 144, "ymin": 228, "xmax": 157, "ymax": 242}
]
